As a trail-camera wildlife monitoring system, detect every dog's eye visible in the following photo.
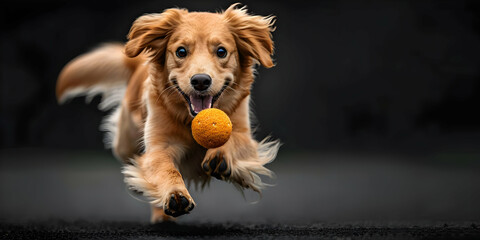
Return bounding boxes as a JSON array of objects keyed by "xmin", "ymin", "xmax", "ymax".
[
  {"xmin": 216, "ymin": 47, "xmax": 227, "ymax": 58},
  {"xmin": 176, "ymin": 47, "xmax": 187, "ymax": 58}
]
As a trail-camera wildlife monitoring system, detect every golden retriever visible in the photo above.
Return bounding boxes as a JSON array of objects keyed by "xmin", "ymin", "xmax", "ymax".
[{"xmin": 56, "ymin": 3, "xmax": 280, "ymax": 222}]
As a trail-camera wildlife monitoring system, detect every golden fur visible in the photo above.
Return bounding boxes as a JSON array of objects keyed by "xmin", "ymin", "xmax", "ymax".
[{"xmin": 56, "ymin": 4, "xmax": 280, "ymax": 222}]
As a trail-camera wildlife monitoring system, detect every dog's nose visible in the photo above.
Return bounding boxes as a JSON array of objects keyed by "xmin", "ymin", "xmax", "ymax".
[{"xmin": 190, "ymin": 74, "xmax": 212, "ymax": 91}]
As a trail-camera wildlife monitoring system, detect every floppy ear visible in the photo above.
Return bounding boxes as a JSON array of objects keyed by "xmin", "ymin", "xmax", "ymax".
[
  {"xmin": 223, "ymin": 4, "xmax": 276, "ymax": 68},
  {"xmin": 125, "ymin": 9, "xmax": 186, "ymax": 61}
]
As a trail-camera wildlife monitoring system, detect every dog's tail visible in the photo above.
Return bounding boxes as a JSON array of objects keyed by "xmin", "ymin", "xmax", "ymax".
[{"xmin": 56, "ymin": 43, "xmax": 141, "ymax": 111}]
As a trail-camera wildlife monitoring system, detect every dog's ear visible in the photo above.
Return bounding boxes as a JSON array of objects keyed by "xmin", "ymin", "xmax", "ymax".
[
  {"xmin": 125, "ymin": 9, "xmax": 185, "ymax": 60},
  {"xmin": 224, "ymin": 4, "xmax": 276, "ymax": 68}
]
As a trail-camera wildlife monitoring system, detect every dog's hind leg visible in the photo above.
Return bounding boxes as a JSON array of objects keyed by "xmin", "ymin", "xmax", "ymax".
[
  {"xmin": 150, "ymin": 204, "xmax": 174, "ymax": 223},
  {"xmin": 107, "ymin": 104, "xmax": 143, "ymax": 163}
]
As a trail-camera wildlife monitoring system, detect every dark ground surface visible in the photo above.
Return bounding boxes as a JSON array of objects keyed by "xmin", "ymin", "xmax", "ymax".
[
  {"xmin": 1, "ymin": 221, "xmax": 480, "ymax": 240},
  {"xmin": 1, "ymin": 149, "xmax": 480, "ymax": 239}
]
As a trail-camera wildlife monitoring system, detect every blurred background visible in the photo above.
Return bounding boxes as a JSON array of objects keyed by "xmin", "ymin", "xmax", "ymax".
[{"xmin": 1, "ymin": 0, "xmax": 479, "ymax": 224}]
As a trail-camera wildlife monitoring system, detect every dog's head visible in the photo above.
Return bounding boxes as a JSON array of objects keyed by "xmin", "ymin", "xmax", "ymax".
[{"xmin": 125, "ymin": 4, "xmax": 275, "ymax": 118}]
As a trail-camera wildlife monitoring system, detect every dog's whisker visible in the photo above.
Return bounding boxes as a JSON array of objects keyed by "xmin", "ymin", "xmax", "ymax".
[
  {"xmin": 164, "ymin": 87, "xmax": 177, "ymax": 98},
  {"xmin": 159, "ymin": 85, "xmax": 177, "ymax": 97},
  {"xmin": 229, "ymin": 81, "xmax": 240, "ymax": 87},
  {"xmin": 225, "ymin": 85, "xmax": 240, "ymax": 94},
  {"xmin": 156, "ymin": 85, "xmax": 177, "ymax": 104},
  {"xmin": 160, "ymin": 88, "xmax": 181, "ymax": 104}
]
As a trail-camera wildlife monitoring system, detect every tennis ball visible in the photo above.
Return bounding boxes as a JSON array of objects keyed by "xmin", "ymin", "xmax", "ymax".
[{"xmin": 191, "ymin": 108, "xmax": 232, "ymax": 148}]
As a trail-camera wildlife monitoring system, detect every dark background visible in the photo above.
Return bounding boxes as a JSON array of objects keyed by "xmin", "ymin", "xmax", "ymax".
[
  {"xmin": 2, "ymin": 0, "xmax": 479, "ymax": 153},
  {"xmin": 1, "ymin": 0, "xmax": 480, "ymax": 228}
]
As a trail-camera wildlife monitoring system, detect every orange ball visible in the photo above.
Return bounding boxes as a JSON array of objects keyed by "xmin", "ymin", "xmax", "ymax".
[{"xmin": 191, "ymin": 108, "xmax": 232, "ymax": 148}]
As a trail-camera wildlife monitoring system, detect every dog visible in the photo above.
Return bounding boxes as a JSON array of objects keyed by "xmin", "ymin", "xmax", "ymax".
[{"xmin": 56, "ymin": 3, "xmax": 280, "ymax": 222}]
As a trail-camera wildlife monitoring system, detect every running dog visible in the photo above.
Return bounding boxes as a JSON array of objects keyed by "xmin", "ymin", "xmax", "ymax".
[{"xmin": 56, "ymin": 3, "xmax": 279, "ymax": 222}]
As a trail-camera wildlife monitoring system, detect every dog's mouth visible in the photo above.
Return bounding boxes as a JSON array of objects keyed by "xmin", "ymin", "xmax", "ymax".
[
  {"xmin": 189, "ymin": 94, "xmax": 213, "ymax": 115},
  {"xmin": 171, "ymin": 79, "xmax": 230, "ymax": 117}
]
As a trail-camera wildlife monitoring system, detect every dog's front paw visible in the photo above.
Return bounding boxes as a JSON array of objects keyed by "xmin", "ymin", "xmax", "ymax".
[
  {"xmin": 163, "ymin": 191, "xmax": 195, "ymax": 217},
  {"xmin": 202, "ymin": 154, "xmax": 231, "ymax": 180}
]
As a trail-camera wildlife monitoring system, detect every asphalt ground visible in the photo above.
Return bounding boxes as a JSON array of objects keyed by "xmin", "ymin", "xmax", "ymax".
[
  {"xmin": 1, "ymin": 221, "xmax": 480, "ymax": 239},
  {"xmin": 1, "ymin": 149, "xmax": 480, "ymax": 239}
]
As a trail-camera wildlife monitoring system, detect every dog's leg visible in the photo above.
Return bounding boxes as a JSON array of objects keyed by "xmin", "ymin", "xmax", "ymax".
[
  {"xmin": 201, "ymin": 97, "xmax": 279, "ymax": 192},
  {"xmin": 150, "ymin": 204, "xmax": 174, "ymax": 223},
  {"xmin": 202, "ymin": 132, "xmax": 256, "ymax": 183},
  {"xmin": 134, "ymin": 151, "xmax": 195, "ymax": 218},
  {"xmin": 111, "ymin": 105, "xmax": 143, "ymax": 163},
  {"xmin": 202, "ymin": 132, "xmax": 278, "ymax": 192},
  {"xmin": 122, "ymin": 85, "xmax": 196, "ymax": 219}
]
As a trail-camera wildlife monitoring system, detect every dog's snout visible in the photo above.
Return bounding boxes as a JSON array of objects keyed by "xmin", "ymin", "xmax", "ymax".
[{"xmin": 190, "ymin": 74, "xmax": 212, "ymax": 91}]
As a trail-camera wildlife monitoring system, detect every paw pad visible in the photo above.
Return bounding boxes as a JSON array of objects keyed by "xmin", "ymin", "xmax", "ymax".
[
  {"xmin": 163, "ymin": 192, "xmax": 195, "ymax": 217},
  {"xmin": 203, "ymin": 156, "xmax": 231, "ymax": 180}
]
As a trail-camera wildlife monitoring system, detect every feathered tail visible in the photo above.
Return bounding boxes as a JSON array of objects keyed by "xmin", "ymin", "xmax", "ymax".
[{"xmin": 56, "ymin": 43, "xmax": 134, "ymax": 111}]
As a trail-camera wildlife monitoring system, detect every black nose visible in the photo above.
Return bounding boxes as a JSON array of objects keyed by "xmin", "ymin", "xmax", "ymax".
[{"xmin": 190, "ymin": 74, "xmax": 212, "ymax": 91}]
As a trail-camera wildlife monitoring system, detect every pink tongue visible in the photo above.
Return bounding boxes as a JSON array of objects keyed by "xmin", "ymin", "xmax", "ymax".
[{"xmin": 190, "ymin": 95, "xmax": 213, "ymax": 113}]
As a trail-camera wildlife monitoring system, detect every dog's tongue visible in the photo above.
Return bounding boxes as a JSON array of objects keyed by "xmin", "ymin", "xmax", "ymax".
[{"xmin": 190, "ymin": 95, "xmax": 213, "ymax": 113}]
